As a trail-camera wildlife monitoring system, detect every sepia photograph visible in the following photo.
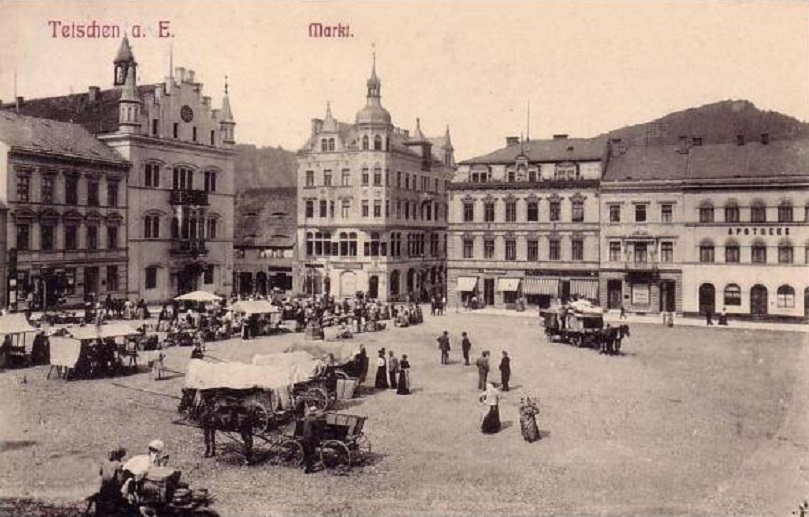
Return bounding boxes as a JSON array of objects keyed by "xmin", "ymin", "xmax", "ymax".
[{"xmin": 0, "ymin": 1, "xmax": 807, "ymax": 516}]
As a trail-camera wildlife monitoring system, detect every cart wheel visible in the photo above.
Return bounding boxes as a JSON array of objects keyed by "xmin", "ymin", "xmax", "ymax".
[
  {"xmin": 277, "ymin": 438, "xmax": 304, "ymax": 467},
  {"xmin": 301, "ymin": 387, "xmax": 329, "ymax": 411},
  {"xmin": 353, "ymin": 434, "xmax": 372, "ymax": 463},
  {"xmin": 320, "ymin": 440, "xmax": 351, "ymax": 472},
  {"xmin": 243, "ymin": 399, "xmax": 271, "ymax": 434}
]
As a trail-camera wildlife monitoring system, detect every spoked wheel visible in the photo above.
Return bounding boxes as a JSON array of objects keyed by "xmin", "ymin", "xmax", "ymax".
[
  {"xmin": 320, "ymin": 440, "xmax": 351, "ymax": 473},
  {"xmin": 243, "ymin": 398, "xmax": 272, "ymax": 434},
  {"xmin": 300, "ymin": 387, "xmax": 329, "ymax": 411},
  {"xmin": 277, "ymin": 438, "xmax": 304, "ymax": 467},
  {"xmin": 352, "ymin": 434, "xmax": 372, "ymax": 464}
]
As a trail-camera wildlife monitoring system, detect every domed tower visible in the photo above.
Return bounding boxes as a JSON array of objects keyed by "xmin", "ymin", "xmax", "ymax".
[{"xmin": 355, "ymin": 54, "xmax": 391, "ymax": 151}]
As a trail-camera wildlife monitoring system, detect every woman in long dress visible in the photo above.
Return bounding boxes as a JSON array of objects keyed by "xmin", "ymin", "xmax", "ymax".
[
  {"xmin": 374, "ymin": 349, "xmax": 388, "ymax": 389},
  {"xmin": 397, "ymin": 355, "xmax": 410, "ymax": 395},
  {"xmin": 480, "ymin": 381, "xmax": 501, "ymax": 434},
  {"xmin": 519, "ymin": 397, "xmax": 540, "ymax": 442}
]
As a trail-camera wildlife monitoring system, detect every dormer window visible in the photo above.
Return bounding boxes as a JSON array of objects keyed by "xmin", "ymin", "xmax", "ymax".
[{"xmin": 555, "ymin": 162, "xmax": 578, "ymax": 180}]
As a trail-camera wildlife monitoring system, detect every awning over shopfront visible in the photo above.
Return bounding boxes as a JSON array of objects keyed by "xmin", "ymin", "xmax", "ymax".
[
  {"xmin": 497, "ymin": 278, "xmax": 522, "ymax": 292},
  {"xmin": 570, "ymin": 279, "xmax": 599, "ymax": 299},
  {"xmin": 523, "ymin": 277, "xmax": 559, "ymax": 296},
  {"xmin": 456, "ymin": 276, "xmax": 479, "ymax": 292}
]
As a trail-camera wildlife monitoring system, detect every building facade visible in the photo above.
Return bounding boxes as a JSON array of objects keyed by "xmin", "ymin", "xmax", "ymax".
[
  {"xmin": 5, "ymin": 37, "xmax": 236, "ymax": 302},
  {"xmin": 600, "ymin": 136, "xmax": 809, "ymax": 321},
  {"xmin": 0, "ymin": 110, "xmax": 130, "ymax": 309},
  {"xmin": 449, "ymin": 136, "xmax": 607, "ymax": 309},
  {"xmin": 233, "ymin": 187, "xmax": 297, "ymax": 296},
  {"xmin": 296, "ymin": 60, "xmax": 455, "ymax": 301}
]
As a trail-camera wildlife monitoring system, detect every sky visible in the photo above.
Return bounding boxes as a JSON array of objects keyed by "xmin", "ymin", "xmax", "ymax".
[{"xmin": 0, "ymin": 0, "xmax": 807, "ymax": 160}]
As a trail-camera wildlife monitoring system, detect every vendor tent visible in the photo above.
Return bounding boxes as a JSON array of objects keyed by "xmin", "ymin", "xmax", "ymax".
[
  {"xmin": 230, "ymin": 300, "xmax": 280, "ymax": 315},
  {"xmin": 175, "ymin": 291, "xmax": 222, "ymax": 302},
  {"xmin": 0, "ymin": 313, "xmax": 37, "ymax": 335},
  {"xmin": 283, "ymin": 342, "xmax": 360, "ymax": 365},
  {"xmin": 68, "ymin": 323, "xmax": 141, "ymax": 341}
]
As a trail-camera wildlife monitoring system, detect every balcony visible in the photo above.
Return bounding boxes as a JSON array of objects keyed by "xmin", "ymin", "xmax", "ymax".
[
  {"xmin": 170, "ymin": 239, "xmax": 208, "ymax": 258},
  {"xmin": 169, "ymin": 189, "xmax": 209, "ymax": 206},
  {"xmin": 624, "ymin": 259, "xmax": 658, "ymax": 272}
]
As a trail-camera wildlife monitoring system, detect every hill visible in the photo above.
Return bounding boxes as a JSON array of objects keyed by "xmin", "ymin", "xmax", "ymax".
[{"xmin": 234, "ymin": 144, "xmax": 298, "ymax": 190}]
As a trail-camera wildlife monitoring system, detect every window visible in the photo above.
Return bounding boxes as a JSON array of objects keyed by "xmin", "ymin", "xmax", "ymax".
[
  {"xmin": 777, "ymin": 285, "xmax": 795, "ymax": 308},
  {"xmin": 192, "ymin": 127, "xmax": 197, "ymax": 142},
  {"xmin": 549, "ymin": 239, "xmax": 560, "ymax": 261},
  {"xmin": 661, "ymin": 242, "xmax": 673, "ymax": 262},
  {"xmin": 751, "ymin": 242, "xmax": 767, "ymax": 263},
  {"xmin": 634, "ymin": 204, "xmax": 647, "ymax": 222},
  {"xmin": 305, "ymin": 170, "xmax": 314, "ymax": 188},
  {"xmin": 373, "ymin": 200, "xmax": 382, "ymax": 218},
  {"xmin": 348, "ymin": 232, "xmax": 358, "ymax": 256},
  {"xmin": 483, "ymin": 239, "xmax": 495, "ymax": 259},
  {"xmin": 341, "ymin": 169, "xmax": 350, "ymax": 186},
  {"xmin": 16, "ymin": 174, "xmax": 30, "ymax": 202},
  {"xmin": 87, "ymin": 181, "xmax": 99, "ymax": 206},
  {"xmin": 373, "ymin": 168, "xmax": 382, "ymax": 186},
  {"xmin": 144, "ymin": 215, "xmax": 160, "ymax": 239},
  {"xmin": 41, "ymin": 175, "xmax": 55, "ymax": 203},
  {"xmin": 87, "ymin": 226, "xmax": 98, "ymax": 250},
  {"xmin": 549, "ymin": 200, "xmax": 560, "ymax": 222},
  {"xmin": 609, "ymin": 204, "xmax": 620, "ymax": 223},
  {"xmin": 107, "ymin": 266, "xmax": 118, "ymax": 292},
  {"xmin": 145, "ymin": 163, "xmax": 160, "ymax": 187},
  {"xmin": 405, "ymin": 174, "xmax": 410, "ymax": 190},
  {"xmin": 362, "ymin": 136, "xmax": 369, "ymax": 150},
  {"xmin": 555, "ymin": 163, "xmax": 577, "ymax": 180},
  {"xmin": 204, "ymin": 171, "xmax": 217, "ymax": 193},
  {"xmin": 484, "ymin": 202, "xmax": 495, "ymax": 222},
  {"xmin": 305, "ymin": 200, "xmax": 314, "ymax": 218},
  {"xmin": 661, "ymin": 204, "xmax": 673, "ymax": 223},
  {"xmin": 750, "ymin": 202, "xmax": 766, "ymax": 223},
  {"xmin": 385, "ymin": 200, "xmax": 389, "ymax": 217},
  {"xmin": 527, "ymin": 239, "xmax": 539, "ymax": 261},
  {"xmin": 65, "ymin": 225, "xmax": 78, "ymax": 250},
  {"xmin": 463, "ymin": 202, "xmax": 474, "ymax": 222},
  {"xmin": 505, "ymin": 239, "xmax": 516, "ymax": 261},
  {"xmin": 65, "ymin": 176, "xmax": 78, "ymax": 205},
  {"xmin": 145, "ymin": 266, "xmax": 158, "ymax": 289},
  {"xmin": 341, "ymin": 200, "xmax": 350, "ymax": 219},
  {"xmin": 172, "ymin": 167, "xmax": 194, "ymax": 190},
  {"xmin": 609, "ymin": 241, "xmax": 621, "ymax": 262},
  {"xmin": 725, "ymin": 204, "xmax": 739, "ymax": 222},
  {"xmin": 527, "ymin": 201, "xmax": 538, "ymax": 222},
  {"xmin": 203, "ymin": 266, "xmax": 214, "ymax": 285},
  {"xmin": 107, "ymin": 226, "xmax": 118, "ymax": 249},
  {"xmin": 699, "ymin": 205, "xmax": 714, "ymax": 223},
  {"xmin": 106, "ymin": 181, "xmax": 119, "ymax": 206},
  {"xmin": 319, "ymin": 200, "xmax": 327, "ymax": 218},
  {"xmin": 330, "ymin": 201, "xmax": 336, "ymax": 219},
  {"xmin": 460, "ymin": 238, "xmax": 472, "ymax": 258},
  {"xmin": 328, "ymin": 139, "xmax": 335, "ymax": 151},
  {"xmin": 362, "ymin": 168, "xmax": 369, "ymax": 186},
  {"xmin": 210, "ymin": 130, "xmax": 215, "ymax": 145},
  {"xmin": 40, "ymin": 225, "xmax": 55, "ymax": 251},
  {"xmin": 206, "ymin": 218, "xmax": 216, "ymax": 239},
  {"xmin": 571, "ymin": 239, "xmax": 583, "ymax": 261},
  {"xmin": 725, "ymin": 242, "xmax": 740, "ymax": 263},
  {"xmin": 153, "ymin": 119, "xmax": 159, "ymax": 136},
  {"xmin": 396, "ymin": 201, "xmax": 401, "ymax": 219},
  {"xmin": 634, "ymin": 242, "xmax": 648, "ymax": 263},
  {"xmin": 361, "ymin": 200, "xmax": 369, "ymax": 218},
  {"xmin": 173, "ymin": 122, "xmax": 178, "ymax": 139},
  {"xmin": 699, "ymin": 242, "xmax": 715, "ymax": 263},
  {"xmin": 778, "ymin": 243, "xmax": 794, "ymax": 264},
  {"xmin": 321, "ymin": 139, "xmax": 328, "ymax": 152},
  {"xmin": 396, "ymin": 171, "xmax": 402, "ymax": 188},
  {"xmin": 367, "ymin": 232, "xmax": 382, "ymax": 256},
  {"xmin": 505, "ymin": 201, "xmax": 517, "ymax": 222},
  {"xmin": 724, "ymin": 284, "xmax": 741, "ymax": 306},
  {"xmin": 778, "ymin": 203, "xmax": 793, "ymax": 223},
  {"xmin": 571, "ymin": 200, "xmax": 584, "ymax": 222},
  {"xmin": 16, "ymin": 224, "xmax": 29, "ymax": 250},
  {"xmin": 374, "ymin": 135, "xmax": 382, "ymax": 150}
]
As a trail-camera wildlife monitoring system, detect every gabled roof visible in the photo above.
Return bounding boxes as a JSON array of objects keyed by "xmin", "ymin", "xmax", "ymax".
[
  {"xmin": 2, "ymin": 85, "xmax": 157, "ymax": 135},
  {"xmin": 461, "ymin": 136, "xmax": 608, "ymax": 165},
  {"xmin": 0, "ymin": 110, "xmax": 128, "ymax": 165},
  {"xmin": 603, "ymin": 139, "xmax": 809, "ymax": 182}
]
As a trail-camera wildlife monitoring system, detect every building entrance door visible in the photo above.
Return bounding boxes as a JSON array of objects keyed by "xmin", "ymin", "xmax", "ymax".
[
  {"xmin": 607, "ymin": 280, "xmax": 622, "ymax": 309},
  {"xmin": 698, "ymin": 283, "xmax": 715, "ymax": 316},
  {"xmin": 340, "ymin": 271, "xmax": 356, "ymax": 298},
  {"xmin": 368, "ymin": 275, "xmax": 379, "ymax": 299},
  {"xmin": 659, "ymin": 280, "xmax": 676, "ymax": 312},
  {"xmin": 750, "ymin": 284, "xmax": 768, "ymax": 317},
  {"xmin": 483, "ymin": 278, "xmax": 495, "ymax": 306},
  {"xmin": 559, "ymin": 280, "xmax": 571, "ymax": 302}
]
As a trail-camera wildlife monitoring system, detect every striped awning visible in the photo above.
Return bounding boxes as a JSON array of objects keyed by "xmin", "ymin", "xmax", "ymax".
[
  {"xmin": 497, "ymin": 278, "xmax": 522, "ymax": 292},
  {"xmin": 523, "ymin": 277, "xmax": 559, "ymax": 296},
  {"xmin": 570, "ymin": 279, "xmax": 599, "ymax": 299},
  {"xmin": 456, "ymin": 276, "xmax": 479, "ymax": 292}
]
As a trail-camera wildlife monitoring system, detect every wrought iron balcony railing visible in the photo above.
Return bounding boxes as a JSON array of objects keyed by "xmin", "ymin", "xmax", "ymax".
[{"xmin": 169, "ymin": 189, "xmax": 209, "ymax": 206}]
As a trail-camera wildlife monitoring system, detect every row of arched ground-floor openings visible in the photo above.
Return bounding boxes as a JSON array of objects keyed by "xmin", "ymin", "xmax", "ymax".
[{"xmin": 694, "ymin": 282, "xmax": 809, "ymax": 319}]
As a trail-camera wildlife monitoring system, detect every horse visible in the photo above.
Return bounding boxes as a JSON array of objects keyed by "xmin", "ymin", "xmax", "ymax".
[{"xmin": 599, "ymin": 324, "xmax": 631, "ymax": 355}]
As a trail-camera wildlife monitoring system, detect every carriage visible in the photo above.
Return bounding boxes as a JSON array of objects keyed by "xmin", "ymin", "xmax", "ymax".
[
  {"xmin": 540, "ymin": 309, "xmax": 605, "ymax": 348},
  {"xmin": 275, "ymin": 412, "xmax": 371, "ymax": 472}
]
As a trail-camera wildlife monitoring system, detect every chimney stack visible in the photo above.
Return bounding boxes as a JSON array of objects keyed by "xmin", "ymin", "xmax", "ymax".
[
  {"xmin": 760, "ymin": 133, "xmax": 770, "ymax": 145},
  {"xmin": 88, "ymin": 86, "xmax": 100, "ymax": 103},
  {"xmin": 736, "ymin": 134, "xmax": 745, "ymax": 146},
  {"xmin": 553, "ymin": 134, "xmax": 568, "ymax": 140},
  {"xmin": 506, "ymin": 136, "xmax": 520, "ymax": 146}
]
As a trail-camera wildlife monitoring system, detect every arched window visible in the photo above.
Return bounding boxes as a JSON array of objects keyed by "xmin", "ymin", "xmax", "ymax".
[
  {"xmin": 339, "ymin": 232, "xmax": 349, "ymax": 256},
  {"xmin": 370, "ymin": 232, "xmax": 381, "ymax": 256},
  {"xmin": 699, "ymin": 239, "xmax": 715, "ymax": 263},
  {"xmin": 170, "ymin": 217, "xmax": 179, "ymax": 239},
  {"xmin": 172, "ymin": 166, "xmax": 195, "ymax": 190},
  {"xmin": 306, "ymin": 231, "xmax": 314, "ymax": 256},
  {"xmin": 348, "ymin": 232, "xmax": 358, "ymax": 256},
  {"xmin": 314, "ymin": 231, "xmax": 324, "ymax": 255},
  {"xmin": 144, "ymin": 162, "xmax": 161, "ymax": 188},
  {"xmin": 777, "ymin": 285, "xmax": 795, "ymax": 308},
  {"xmin": 374, "ymin": 135, "xmax": 382, "ymax": 150},
  {"xmin": 751, "ymin": 240, "xmax": 767, "ymax": 263},
  {"xmin": 778, "ymin": 200, "xmax": 793, "ymax": 222},
  {"xmin": 724, "ymin": 238, "xmax": 740, "ymax": 263},
  {"xmin": 206, "ymin": 218, "xmax": 217, "ymax": 239},
  {"xmin": 204, "ymin": 170, "xmax": 217, "ymax": 193},
  {"xmin": 778, "ymin": 239, "xmax": 794, "ymax": 264},
  {"xmin": 144, "ymin": 214, "xmax": 160, "ymax": 239},
  {"xmin": 362, "ymin": 136, "xmax": 369, "ymax": 150},
  {"xmin": 699, "ymin": 200, "xmax": 714, "ymax": 223},
  {"xmin": 750, "ymin": 200, "xmax": 767, "ymax": 223},
  {"xmin": 724, "ymin": 200, "xmax": 739, "ymax": 222},
  {"xmin": 723, "ymin": 284, "xmax": 741, "ymax": 306}
]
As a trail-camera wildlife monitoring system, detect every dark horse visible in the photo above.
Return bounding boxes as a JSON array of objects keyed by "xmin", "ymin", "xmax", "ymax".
[{"xmin": 599, "ymin": 324, "xmax": 630, "ymax": 355}]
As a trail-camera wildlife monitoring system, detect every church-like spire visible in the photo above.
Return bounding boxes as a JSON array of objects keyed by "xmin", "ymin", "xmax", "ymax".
[
  {"xmin": 412, "ymin": 117, "xmax": 426, "ymax": 141},
  {"xmin": 113, "ymin": 36, "xmax": 137, "ymax": 86},
  {"xmin": 443, "ymin": 124, "xmax": 453, "ymax": 148},
  {"xmin": 366, "ymin": 51, "xmax": 381, "ymax": 102},
  {"xmin": 220, "ymin": 75, "xmax": 236, "ymax": 145},
  {"xmin": 322, "ymin": 101, "xmax": 338, "ymax": 132},
  {"xmin": 221, "ymin": 75, "xmax": 234, "ymax": 122},
  {"xmin": 121, "ymin": 65, "xmax": 137, "ymax": 101}
]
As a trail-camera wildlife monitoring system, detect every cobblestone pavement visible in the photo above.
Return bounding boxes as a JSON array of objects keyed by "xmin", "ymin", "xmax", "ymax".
[{"xmin": 1, "ymin": 311, "xmax": 807, "ymax": 516}]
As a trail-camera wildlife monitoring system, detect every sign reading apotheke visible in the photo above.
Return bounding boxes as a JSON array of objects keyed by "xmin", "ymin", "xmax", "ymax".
[{"xmin": 726, "ymin": 226, "xmax": 794, "ymax": 236}]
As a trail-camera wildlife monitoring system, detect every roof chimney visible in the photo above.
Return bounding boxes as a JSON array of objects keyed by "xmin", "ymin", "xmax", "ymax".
[
  {"xmin": 736, "ymin": 134, "xmax": 745, "ymax": 146},
  {"xmin": 506, "ymin": 136, "xmax": 520, "ymax": 146},
  {"xmin": 553, "ymin": 134, "xmax": 568, "ymax": 140},
  {"xmin": 88, "ymin": 86, "xmax": 100, "ymax": 103},
  {"xmin": 760, "ymin": 132, "xmax": 770, "ymax": 145}
]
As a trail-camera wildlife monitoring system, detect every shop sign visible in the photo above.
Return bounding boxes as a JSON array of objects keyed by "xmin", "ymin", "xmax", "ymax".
[
  {"xmin": 480, "ymin": 269, "xmax": 506, "ymax": 275},
  {"xmin": 727, "ymin": 226, "xmax": 791, "ymax": 236},
  {"xmin": 331, "ymin": 262, "xmax": 363, "ymax": 270}
]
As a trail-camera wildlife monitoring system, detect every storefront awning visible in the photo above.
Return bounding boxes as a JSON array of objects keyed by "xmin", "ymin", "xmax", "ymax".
[
  {"xmin": 523, "ymin": 277, "xmax": 559, "ymax": 296},
  {"xmin": 570, "ymin": 279, "xmax": 599, "ymax": 300},
  {"xmin": 497, "ymin": 278, "xmax": 522, "ymax": 292},
  {"xmin": 456, "ymin": 276, "xmax": 479, "ymax": 292}
]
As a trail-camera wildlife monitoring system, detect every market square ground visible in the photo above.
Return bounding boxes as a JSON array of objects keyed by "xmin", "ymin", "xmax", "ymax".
[{"xmin": 1, "ymin": 311, "xmax": 807, "ymax": 517}]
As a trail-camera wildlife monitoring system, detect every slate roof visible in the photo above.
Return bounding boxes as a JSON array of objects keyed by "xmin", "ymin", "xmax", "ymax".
[
  {"xmin": 460, "ymin": 136, "xmax": 608, "ymax": 165},
  {"xmin": 235, "ymin": 187, "xmax": 297, "ymax": 248},
  {"xmin": 0, "ymin": 110, "xmax": 128, "ymax": 165},
  {"xmin": 604, "ymin": 139, "xmax": 809, "ymax": 182},
  {"xmin": 2, "ymin": 85, "xmax": 157, "ymax": 135}
]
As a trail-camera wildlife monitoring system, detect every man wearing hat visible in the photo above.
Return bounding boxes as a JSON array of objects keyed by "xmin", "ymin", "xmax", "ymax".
[{"xmin": 147, "ymin": 439, "xmax": 167, "ymax": 466}]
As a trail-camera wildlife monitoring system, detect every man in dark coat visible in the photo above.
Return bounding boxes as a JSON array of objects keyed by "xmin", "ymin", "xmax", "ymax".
[
  {"xmin": 461, "ymin": 332, "xmax": 472, "ymax": 366},
  {"xmin": 437, "ymin": 331, "xmax": 451, "ymax": 365},
  {"xmin": 302, "ymin": 407, "xmax": 324, "ymax": 474},
  {"xmin": 475, "ymin": 351, "xmax": 490, "ymax": 390},
  {"xmin": 499, "ymin": 351, "xmax": 511, "ymax": 391}
]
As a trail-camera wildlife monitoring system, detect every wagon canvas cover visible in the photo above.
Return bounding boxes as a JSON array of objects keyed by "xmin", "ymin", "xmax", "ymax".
[
  {"xmin": 185, "ymin": 359, "xmax": 296, "ymax": 391},
  {"xmin": 252, "ymin": 350, "xmax": 323, "ymax": 381}
]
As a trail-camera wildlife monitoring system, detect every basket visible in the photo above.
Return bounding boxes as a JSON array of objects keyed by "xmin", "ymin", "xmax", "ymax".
[{"xmin": 335, "ymin": 378, "xmax": 359, "ymax": 400}]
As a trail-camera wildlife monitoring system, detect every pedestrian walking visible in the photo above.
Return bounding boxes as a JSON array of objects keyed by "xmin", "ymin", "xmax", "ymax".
[
  {"xmin": 301, "ymin": 406, "xmax": 323, "ymax": 474},
  {"xmin": 388, "ymin": 350, "xmax": 399, "ymax": 390},
  {"xmin": 480, "ymin": 381, "xmax": 501, "ymax": 434},
  {"xmin": 374, "ymin": 349, "xmax": 389, "ymax": 389},
  {"xmin": 499, "ymin": 351, "xmax": 511, "ymax": 391},
  {"xmin": 619, "ymin": 305, "xmax": 627, "ymax": 320},
  {"xmin": 95, "ymin": 447, "xmax": 126, "ymax": 516},
  {"xmin": 475, "ymin": 351, "xmax": 490, "ymax": 390},
  {"xmin": 358, "ymin": 344, "xmax": 369, "ymax": 384},
  {"xmin": 437, "ymin": 331, "xmax": 451, "ymax": 365},
  {"xmin": 461, "ymin": 331, "xmax": 472, "ymax": 366},
  {"xmin": 706, "ymin": 308, "xmax": 713, "ymax": 326},
  {"xmin": 397, "ymin": 354, "xmax": 411, "ymax": 395},
  {"xmin": 519, "ymin": 397, "xmax": 541, "ymax": 442}
]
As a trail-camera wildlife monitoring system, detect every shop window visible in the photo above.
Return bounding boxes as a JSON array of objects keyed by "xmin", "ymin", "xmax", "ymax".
[
  {"xmin": 145, "ymin": 266, "xmax": 158, "ymax": 289},
  {"xmin": 724, "ymin": 284, "xmax": 741, "ymax": 306},
  {"xmin": 777, "ymin": 285, "xmax": 795, "ymax": 308}
]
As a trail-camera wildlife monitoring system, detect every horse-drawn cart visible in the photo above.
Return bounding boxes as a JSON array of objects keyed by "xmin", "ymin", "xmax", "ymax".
[
  {"xmin": 540, "ymin": 300, "xmax": 630, "ymax": 354},
  {"xmin": 274, "ymin": 412, "xmax": 371, "ymax": 473}
]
